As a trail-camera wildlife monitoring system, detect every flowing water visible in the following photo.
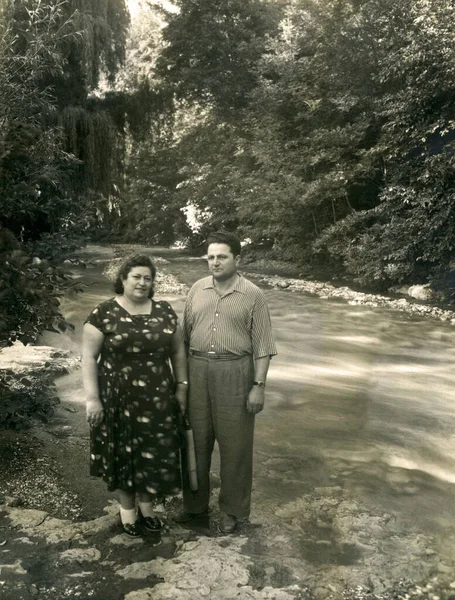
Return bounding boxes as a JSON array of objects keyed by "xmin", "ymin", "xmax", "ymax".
[
  {"xmin": 47, "ymin": 245, "xmax": 455, "ymax": 589},
  {"xmin": 263, "ymin": 291, "xmax": 455, "ymax": 527}
]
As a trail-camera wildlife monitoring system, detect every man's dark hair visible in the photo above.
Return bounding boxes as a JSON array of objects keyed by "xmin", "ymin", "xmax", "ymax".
[
  {"xmin": 206, "ymin": 231, "xmax": 241, "ymax": 257},
  {"xmin": 113, "ymin": 254, "xmax": 156, "ymax": 298}
]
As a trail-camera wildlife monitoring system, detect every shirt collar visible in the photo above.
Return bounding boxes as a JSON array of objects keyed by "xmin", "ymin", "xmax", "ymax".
[{"xmin": 203, "ymin": 273, "xmax": 247, "ymax": 294}]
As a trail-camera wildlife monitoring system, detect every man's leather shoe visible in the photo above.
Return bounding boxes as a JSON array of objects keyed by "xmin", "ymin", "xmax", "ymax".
[
  {"xmin": 218, "ymin": 512, "xmax": 237, "ymax": 534},
  {"xmin": 172, "ymin": 509, "xmax": 208, "ymax": 523}
]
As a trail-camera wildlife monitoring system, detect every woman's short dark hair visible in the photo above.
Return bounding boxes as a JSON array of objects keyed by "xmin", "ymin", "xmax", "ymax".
[
  {"xmin": 206, "ymin": 231, "xmax": 241, "ymax": 257},
  {"xmin": 113, "ymin": 254, "xmax": 156, "ymax": 298}
]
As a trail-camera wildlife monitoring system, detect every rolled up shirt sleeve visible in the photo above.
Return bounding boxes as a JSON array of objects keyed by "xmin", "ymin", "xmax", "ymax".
[{"xmin": 251, "ymin": 295, "xmax": 277, "ymax": 359}]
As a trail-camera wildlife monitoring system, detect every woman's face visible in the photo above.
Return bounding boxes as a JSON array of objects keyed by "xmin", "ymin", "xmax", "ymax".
[{"xmin": 122, "ymin": 266, "xmax": 153, "ymax": 301}]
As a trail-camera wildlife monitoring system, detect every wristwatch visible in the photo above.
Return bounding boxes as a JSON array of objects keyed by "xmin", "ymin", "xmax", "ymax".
[
  {"xmin": 253, "ymin": 381, "xmax": 265, "ymax": 388},
  {"xmin": 177, "ymin": 381, "xmax": 188, "ymax": 386}
]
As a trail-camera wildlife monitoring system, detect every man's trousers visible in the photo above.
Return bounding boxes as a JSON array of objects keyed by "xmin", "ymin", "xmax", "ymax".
[{"xmin": 181, "ymin": 353, "xmax": 255, "ymax": 519}]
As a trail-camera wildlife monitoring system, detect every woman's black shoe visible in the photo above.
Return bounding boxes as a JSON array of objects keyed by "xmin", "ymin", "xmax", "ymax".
[
  {"xmin": 122, "ymin": 521, "xmax": 141, "ymax": 537},
  {"xmin": 143, "ymin": 516, "xmax": 162, "ymax": 532}
]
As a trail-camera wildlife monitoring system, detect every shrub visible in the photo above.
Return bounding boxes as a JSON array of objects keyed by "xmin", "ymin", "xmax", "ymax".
[
  {"xmin": 0, "ymin": 373, "xmax": 60, "ymax": 430},
  {"xmin": 0, "ymin": 229, "xmax": 84, "ymax": 347}
]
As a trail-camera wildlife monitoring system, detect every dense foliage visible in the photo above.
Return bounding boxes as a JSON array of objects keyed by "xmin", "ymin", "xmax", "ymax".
[
  {"xmin": 0, "ymin": 0, "xmax": 129, "ymax": 348},
  {"xmin": 130, "ymin": 0, "xmax": 455, "ymax": 293}
]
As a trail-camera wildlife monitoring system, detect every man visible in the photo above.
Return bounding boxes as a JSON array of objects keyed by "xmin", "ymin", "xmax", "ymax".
[{"xmin": 174, "ymin": 231, "xmax": 277, "ymax": 533}]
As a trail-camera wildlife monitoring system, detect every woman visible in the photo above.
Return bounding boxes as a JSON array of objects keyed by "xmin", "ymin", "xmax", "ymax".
[{"xmin": 82, "ymin": 254, "xmax": 188, "ymax": 537}]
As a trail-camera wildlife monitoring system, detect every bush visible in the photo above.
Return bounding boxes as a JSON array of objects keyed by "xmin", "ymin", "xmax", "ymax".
[
  {"xmin": 0, "ymin": 228, "xmax": 84, "ymax": 347},
  {"xmin": 0, "ymin": 373, "xmax": 60, "ymax": 430}
]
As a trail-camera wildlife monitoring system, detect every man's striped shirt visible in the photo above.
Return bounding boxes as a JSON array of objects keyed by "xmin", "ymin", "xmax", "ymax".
[{"xmin": 182, "ymin": 274, "xmax": 277, "ymax": 359}]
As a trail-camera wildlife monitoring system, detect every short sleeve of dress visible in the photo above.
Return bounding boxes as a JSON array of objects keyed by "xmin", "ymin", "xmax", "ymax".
[
  {"xmin": 163, "ymin": 300, "xmax": 177, "ymax": 321},
  {"xmin": 84, "ymin": 303, "xmax": 105, "ymax": 332},
  {"xmin": 157, "ymin": 300, "xmax": 178, "ymax": 334}
]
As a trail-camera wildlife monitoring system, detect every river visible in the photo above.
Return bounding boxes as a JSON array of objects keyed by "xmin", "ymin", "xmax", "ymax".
[{"xmin": 43, "ymin": 244, "xmax": 455, "ymax": 596}]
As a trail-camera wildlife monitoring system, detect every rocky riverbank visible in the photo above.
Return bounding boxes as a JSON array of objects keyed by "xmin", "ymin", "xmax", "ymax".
[
  {"xmin": 253, "ymin": 274, "xmax": 455, "ymax": 325},
  {"xmin": 2, "ymin": 244, "xmax": 455, "ymax": 600}
]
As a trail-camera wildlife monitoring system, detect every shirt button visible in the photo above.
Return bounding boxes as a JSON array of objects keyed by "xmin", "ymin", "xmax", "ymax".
[
  {"xmin": 215, "ymin": 313, "xmax": 219, "ymax": 317},
  {"xmin": 213, "ymin": 328, "xmax": 216, "ymax": 331},
  {"xmin": 211, "ymin": 344, "xmax": 215, "ymax": 347}
]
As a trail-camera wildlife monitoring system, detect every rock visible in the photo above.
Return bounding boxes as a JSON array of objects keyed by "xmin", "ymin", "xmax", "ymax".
[
  {"xmin": 4, "ymin": 506, "xmax": 49, "ymax": 528},
  {"xmin": 59, "ymin": 548, "xmax": 101, "ymax": 563},
  {"xmin": 276, "ymin": 281, "xmax": 290, "ymax": 289},
  {"xmin": 124, "ymin": 586, "xmax": 186, "ymax": 600},
  {"xmin": 390, "ymin": 285, "xmax": 410, "ymax": 296},
  {"xmin": 390, "ymin": 284, "xmax": 436, "ymax": 301},
  {"xmin": 0, "ymin": 344, "xmax": 79, "ymax": 387},
  {"xmin": 125, "ymin": 583, "xmax": 299, "ymax": 600},
  {"xmin": 116, "ymin": 560, "xmax": 158, "ymax": 580},
  {"xmin": 437, "ymin": 563, "xmax": 452, "ymax": 574},
  {"xmin": 407, "ymin": 284, "xmax": 435, "ymax": 301},
  {"xmin": 313, "ymin": 587, "xmax": 330, "ymax": 599},
  {"xmin": 0, "ymin": 559, "xmax": 27, "ymax": 575},
  {"xmin": 16, "ymin": 537, "xmax": 34, "ymax": 545},
  {"xmin": 403, "ymin": 485, "xmax": 419, "ymax": 495},
  {"xmin": 4, "ymin": 505, "xmax": 117, "ymax": 543},
  {"xmin": 117, "ymin": 537, "xmax": 251, "ymax": 595},
  {"xmin": 5, "ymin": 496, "xmax": 23, "ymax": 507},
  {"xmin": 314, "ymin": 486, "xmax": 343, "ymax": 496},
  {"xmin": 110, "ymin": 534, "xmax": 144, "ymax": 546}
]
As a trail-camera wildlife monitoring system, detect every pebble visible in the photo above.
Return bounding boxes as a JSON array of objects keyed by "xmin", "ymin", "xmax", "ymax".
[
  {"xmin": 16, "ymin": 537, "xmax": 35, "ymax": 545},
  {"xmin": 437, "ymin": 563, "xmax": 452, "ymax": 573}
]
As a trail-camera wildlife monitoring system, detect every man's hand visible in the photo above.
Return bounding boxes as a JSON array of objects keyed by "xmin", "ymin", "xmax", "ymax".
[
  {"xmin": 246, "ymin": 386, "xmax": 265, "ymax": 414},
  {"xmin": 86, "ymin": 398, "xmax": 104, "ymax": 427},
  {"xmin": 175, "ymin": 386, "xmax": 188, "ymax": 414}
]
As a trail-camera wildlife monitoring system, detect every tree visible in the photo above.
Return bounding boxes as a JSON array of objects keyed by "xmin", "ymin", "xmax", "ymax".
[
  {"xmin": 156, "ymin": 0, "xmax": 281, "ymax": 113},
  {"xmin": 0, "ymin": 0, "xmax": 79, "ymax": 239},
  {"xmin": 1, "ymin": 0, "xmax": 130, "ymax": 241},
  {"xmin": 155, "ymin": 0, "xmax": 455, "ymax": 291}
]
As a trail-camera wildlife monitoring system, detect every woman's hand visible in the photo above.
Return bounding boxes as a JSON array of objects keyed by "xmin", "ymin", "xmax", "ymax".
[
  {"xmin": 175, "ymin": 385, "xmax": 188, "ymax": 415},
  {"xmin": 86, "ymin": 398, "xmax": 104, "ymax": 427}
]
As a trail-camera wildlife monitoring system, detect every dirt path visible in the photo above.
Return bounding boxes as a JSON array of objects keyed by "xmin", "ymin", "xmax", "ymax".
[{"xmin": 2, "ymin": 244, "xmax": 455, "ymax": 600}]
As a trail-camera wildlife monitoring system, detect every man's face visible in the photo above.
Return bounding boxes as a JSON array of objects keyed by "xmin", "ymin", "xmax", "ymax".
[{"xmin": 207, "ymin": 243, "xmax": 239, "ymax": 281}]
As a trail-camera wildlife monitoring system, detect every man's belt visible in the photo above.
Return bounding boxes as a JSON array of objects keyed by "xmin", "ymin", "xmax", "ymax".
[{"xmin": 189, "ymin": 349, "xmax": 245, "ymax": 360}]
